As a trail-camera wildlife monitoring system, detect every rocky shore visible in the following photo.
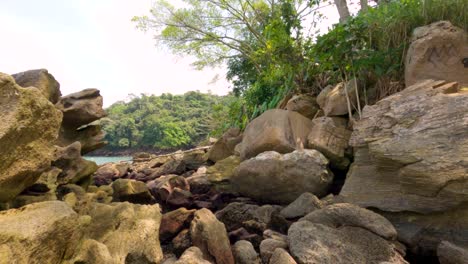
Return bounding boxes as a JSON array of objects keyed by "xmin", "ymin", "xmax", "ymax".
[{"xmin": 0, "ymin": 21, "xmax": 467, "ymax": 264}]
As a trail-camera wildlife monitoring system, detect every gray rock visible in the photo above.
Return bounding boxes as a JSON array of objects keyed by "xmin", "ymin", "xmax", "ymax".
[
  {"xmin": 260, "ymin": 238, "xmax": 288, "ymax": 264},
  {"xmin": 232, "ymin": 240, "xmax": 261, "ymax": 264},
  {"xmin": 280, "ymin": 192, "xmax": 323, "ymax": 219},
  {"xmin": 437, "ymin": 241, "xmax": 468, "ymax": 264}
]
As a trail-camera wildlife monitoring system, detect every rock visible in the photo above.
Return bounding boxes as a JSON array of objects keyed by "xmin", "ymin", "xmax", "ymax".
[
  {"xmin": 187, "ymin": 167, "xmax": 212, "ymax": 194},
  {"xmin": 208, "ymin": 128, "xmax": 243, "ymax": 162},
  {"xmin": 167, "ymin": 188, "xmax": 192, "ymax": 208},
  {"xmin": 69, "ymin": 202, "xmax": 163, "ymax": 264},
  {"xmin": 206, "ymin": 155, "xmax": 241, "ymax": 191},
  {"xmin": 232, "ymin": 150, "xmax": 333, "ymax": 204},
  {"xmin": 215, "ymin": 202, "xmax": 280, "ymax": 232},
  {"xmin": 175, "ymin": 247, "xmax": 212, "ymax": 264},
  {"xmin": 300, "ymin": 203, "xmax": 397, "ymax": 240},
  {"xmin": 190, "ymin": 208, "xmax": 235, "ymax": 264},
  {"xmin": 232, "ymin": 240, "xmax": 261, "ymax": 264},
  {"xmin": 260, "ymin": 238, "xmax": 288, "ymax": 264},
  {"xmin": 111, "ymin": 179, "xmax": 153, "ymax": 204},
  {"xmin": 148, "ymin": 175, "xmax": 190, "ymax": 202},
  {"xmin": 239, "ymin": 109, "xmax": 313, "ymax": 160},
  {"xmin": 228, "ymin": 228, "xmax": 262, "ymax": 247},
  {"xmin": 65, "ymin": 239, "xmax": 114, "ymax": 264},
  {"xmin": 172, "ymin": 229, "xmax": 192, "ymax": 256},
  {"xmin": 307, "ymin": 117, "xmax": 351, "ymax": 169},
  {"xmin": 280, "ymin": 192, "xmax": 323, "ymax": 219},
  {"xmin": 56, "ymin": 88, "xmax": 107, "ymax": 154},
  {"xmin": 149, "ymin": 159, "xmax": 187, "ymax": 180},
  {"xmin": 182, "ymin": 148, "xmax": 208, "ymax": 170},
  {"xmin": 0, "ymin": 73, "xmax": 62, "ymax": 202},
  {"xmin": 52, "ymin": 142, "xmax": 98, "ymax": 185},
  {"xmin": 288, "ymin": 221, "xmax": 407, "ymax": 264},
  {"xmin": 405, "ymin": 21, "xmax": 468, "ymax": 87},
  {"xmin": 160, "ymin": 208, "xmax": 195, "ymax": 242},
  {"xmin": 269, "ymin": 248, "xmax": 297, "ymax": 264},
  {"xmin": 0, "ymin": 201, "xmax": 80, "ymax": 264},
  {"xmin": 340, "ymin": 80, "xmax": 468, "ymax": 254},
  {"xmin": 316, "ymin": 79, "xmax": 358, "ymax": 116},
  {"xmin": 93, "ymin": 162, "xmax": 129, "ymax": 186},
  {"xmin": 437, "ymin": 241, "xmax": 468, "ymax": 264},
  {"xmin": 285, "ymin": 94, "xmax": 319, "ymax": 119},
  {"xmin": 12, "ymin": 69, "xmax": 61, "ymax": 103}
]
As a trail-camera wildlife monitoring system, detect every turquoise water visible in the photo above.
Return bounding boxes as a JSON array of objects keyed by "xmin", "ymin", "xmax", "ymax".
[{"xmin": 84, "ymin": 156, "xmax": 132, "ymax": 165}]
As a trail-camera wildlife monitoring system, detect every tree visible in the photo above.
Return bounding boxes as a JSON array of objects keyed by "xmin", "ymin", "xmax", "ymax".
[
  {"xmin": 334, "ymin": 0, "xmax": 350, "ymax": 23},
  {"xmin": 360, "ymin": 0, "xmax": 368, "ymax": 11}
]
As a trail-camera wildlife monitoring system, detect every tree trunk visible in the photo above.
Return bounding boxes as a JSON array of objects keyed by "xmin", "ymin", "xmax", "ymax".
[
  {"xmin": 360, "ymin": 0, "xmax": 368, "ymax": 11},
  {"xmin": 334, "ymin": 0, "xmax": 351, "ymax": 23}
]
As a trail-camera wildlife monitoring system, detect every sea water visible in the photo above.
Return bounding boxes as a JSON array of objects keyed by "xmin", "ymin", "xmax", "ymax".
[{"xmin": 83, "ymin": 156, "xmax": 132, "ymax": 165}]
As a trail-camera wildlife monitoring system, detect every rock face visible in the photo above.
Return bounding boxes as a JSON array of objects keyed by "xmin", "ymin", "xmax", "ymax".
[
  {"xmin": 208, "ymin": 128, "xmax": 243, "ymax": 162},
  {"xmin": 52, "ymin": 142, "xmax": 98, "ymax": 185},
  {"xmin": 437, "ymin": 241, "xmax": 468, "ymax": 264},
  {"xmin": 0, "ymin": 201, "xmax": 79, "ymax": 264},
  {"xmin": 316, "ymin": 79, "xmax": 358, "ymax": 117},
  {"xmin": 280, "ymin": 192, "xmax": 323, "ymax": 219},
  {"xmin": 405, "ymin": 21, "xmax": 468, "ymax": 87},
  {"xmin": 0, "ymin": 73, "xmax": 62, "ymax": 202},
  {"xmin": 239, "ymin": 109, "xmax": 313, "ymax": 160},
  {"xmin": 288, "ymin": 204, "xmax": 406, "ymax": 264},
  {"xmin": 112, "ymin": 179, "xmax": 153, "ymax": 204},
  {"xmin": 285, "ymin": 94, "xmax": 319, "ymax": 119},
  {"xmin": 206, "ymin": 155, "xmax": 241, "ymax": 190},
  {"xmin": 12, "ymin": 69, "xmax": 61, "ymax": 103},
  {"xmin": 56, "ymin": 88, "xmax": 107, "ymax": 154},
  {"xmin": 232, "ymin": 150, "xmax": 333, "ymax": 204},
  {"xmin": 307, "ymin": 117, "xmax": 351, "ymax": 169},
  {"xmin": 340, "ymin": 80, "xmax": 468, "ymax": 254},
  {"xmin": 190, "ymin": 208, "xmax": 235, "ymax": 264}
]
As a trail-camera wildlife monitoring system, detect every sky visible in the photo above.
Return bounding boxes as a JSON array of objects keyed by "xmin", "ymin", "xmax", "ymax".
[{"xmin": 0, "ymin": 0, "xmax": 356, "ymax": 106}]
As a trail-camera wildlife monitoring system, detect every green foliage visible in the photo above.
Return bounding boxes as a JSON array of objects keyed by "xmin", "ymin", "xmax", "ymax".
[{"xmin": 103, "ymin": 92, "xmax": 234, "ymax": 150}]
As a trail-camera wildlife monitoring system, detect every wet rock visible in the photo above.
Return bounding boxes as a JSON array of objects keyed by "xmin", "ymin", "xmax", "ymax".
[
  {"xmin": 285, "ymin": 94, "xmax": 319, "ymax": 119},
  {"xmin": 280, "ymin": 192, "xmax": 323, "ymax": 219},
  {"xmin": 232, "ymin": 150, "xmax": 333, "ymax": 204},
  {"xmin": 208, "ymin": 128, "xmax": 243, "ymax": 162},
  {"xmin": 239, "ymin": 109, "xmax": 313, "ymax": 160},
  {"xmin": 405, "ymin": 21, "xmax": 468, "ymax": 87},
  {"xmin": 0, "ymin": 73, "xmax": 62, "ymax": 202},
  {"xmin": 232, "ymin": 240, "xmax": 261, "ymax": 264},
  {"xmin": 190, "ymin": 208, "xmax": 234, "ymax": 264},
  {"xmin": 317, "ymin": 79, "xmax": 358, "ymax": 117},
  {"xmin": 12, "ymin": 68, "xmax": 61, "ymax": 103},
  {"xmin": 111, "ymin": 179, "xmax": 153, "ymax": 204}
]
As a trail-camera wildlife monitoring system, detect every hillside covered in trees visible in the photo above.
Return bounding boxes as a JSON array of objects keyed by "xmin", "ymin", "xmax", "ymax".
[{"xmin": 100, "ymin": 91, "xmax": 235, "ymax": 151}]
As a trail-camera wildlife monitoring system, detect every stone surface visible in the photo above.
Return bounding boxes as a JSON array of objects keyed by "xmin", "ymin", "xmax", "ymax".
[
  {"xmin": 0, "ymin": 73, "xmax": 62, "ymax": 202},
  {"xmin": 147, "ymin": 175, "xmax": 190, "ymax": 202},
  {"xmin": 437, "ymin": 241, "xmax": 468, "ymax": 264},
  {"xmin": 172, "ymin": 229, "xmax": 192, "ymax": 256},
  {"xmin": 405, "ymin": 21, "xmax": 468, "ymax": 87},
  {"xmin": 300, "ymin": 203, "xmax": 397, "ymax": 240},
  {"xmin": 232, "ymin": 240, "xmax": 261, "ymax": 264},
  {"xmin": 285, "ymin": 94, "xmax": 319, "ymax": 119},
  {"xmin": 52, "ymin": 142, "xmax": 98, "ymax": 185},
  {"xmin": 0, "ymin": 201, "xmax": 79, "ymax": 264},
  {"xmin": 260, "ymin": 238, "xmax": 288, "ymax": 264},
  {"xmin": 208, "ymin": 128, "xmax": 243, "ymax": 162},
  {"xmin": 175, "ymin": 247, "xmax": 212, "ymax": 264},
  {"xmin": 280, "ymin": 192, "xmax": 323, "ymax": 219},
  {"xmin": 239, "ymin": 109, "xmax": 313, "ymax": 160},
  {"xmin": 12, "ymin": 69, "xmax": 61, "ymax": 103},
  {"xmin": 111, "ymin": 179, "xmax": 153, "ymax": 204},
  {"xmin": 160, "ymin": 208, "xmax": 195, "ymax": 242},
  {"xmin": 190, "ymin": 208, "xmax": 234, "ymax": 264},
  {"xmin": 206, "ymin": 155, "xmax": 241, "ymax": 190},
  {"xmin": 215, "ymin": 202, "xmax": 280, "ymax": 232},
  {"xmin": 316, "ymin": 79, "xmax": 358, "ymax": 116},
  {"xmin": 307, "ymin": 117, "xmax": 351, "ymax": 169},
  {"xmin": 93, "ymin": 162, "xmax": 129, "ymax": 186},
  {"xmin": 288, "ymin": 221, "xmax": 407, "ymax": 264},
  {"xmin": 232, "ymin": 150, "xmax": 333, "ymax": 204},
  {"xmin": 269, "ymin": 248, "xmax": 297, "ymax": 264}
]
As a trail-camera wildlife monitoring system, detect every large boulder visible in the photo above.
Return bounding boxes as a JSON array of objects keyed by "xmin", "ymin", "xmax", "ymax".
[
  {"xmin": 0, "ymin": 201, "xmax": 80, "ymax": 264},
  {"xmin": 12, "ymin": 69, "xmax": 61, "ymax": 103},
  {"xmin": 232, "ymin": 150, "xmax": 333, "ymax": 204},
  {"xmin": 405, "ymin": 21, "xmax": 468, "ymax": 87},
  {"xmin": 239, "ymin": 109, "xmax": 313, "ymax": 160},
  {"xmin": 340, "ymin": 80, "xmax": 468, "ymax": 254},
  {"xmin": 0, "ymin": 73, "xmax": 62, "ymax": 202},
  {"xmin": 111, "ymin": 179, "xmax": 153, "ymax": 204},
  {"xmin": 437, "ymin": 241, "xmax": 468, "ymax": 264},
  {"xmin": 208, "ymin": 128, "xmax": 242, "ymax": 162},
  {"xmin": 56, "ymin": 88, "xmax": 107, "ymax": 154},
  {"xmin": 190, "ymin": 208, "xmax": 235, "ymax": 264},
  {"xmin": 307, "ymin": 117, "xmax": 351, "ymax": 169},
  {"xmin": 316, "ymin": 79, "xmax": 358, "ymax": 117},
  {"xmin": 206, "ymin": 155, "xmax": 241, "ymax": 190},
  {"xmin": 52, "ymin": 142, "xmax": 98, "ymax": 185},
  {"xmin": 285, "ymin": 94, "xmax": 319, "ymax": 119}
]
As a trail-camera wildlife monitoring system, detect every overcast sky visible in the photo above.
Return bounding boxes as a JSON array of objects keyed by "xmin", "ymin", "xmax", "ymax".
[{"xmin": 0, "ymin": 0, "xmax": 353, "ymax": 106}]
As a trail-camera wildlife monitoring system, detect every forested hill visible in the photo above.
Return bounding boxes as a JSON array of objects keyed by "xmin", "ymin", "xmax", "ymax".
[{"xmin": 100, "ymin": 91, "xmax": 233, "ymax": 152}]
